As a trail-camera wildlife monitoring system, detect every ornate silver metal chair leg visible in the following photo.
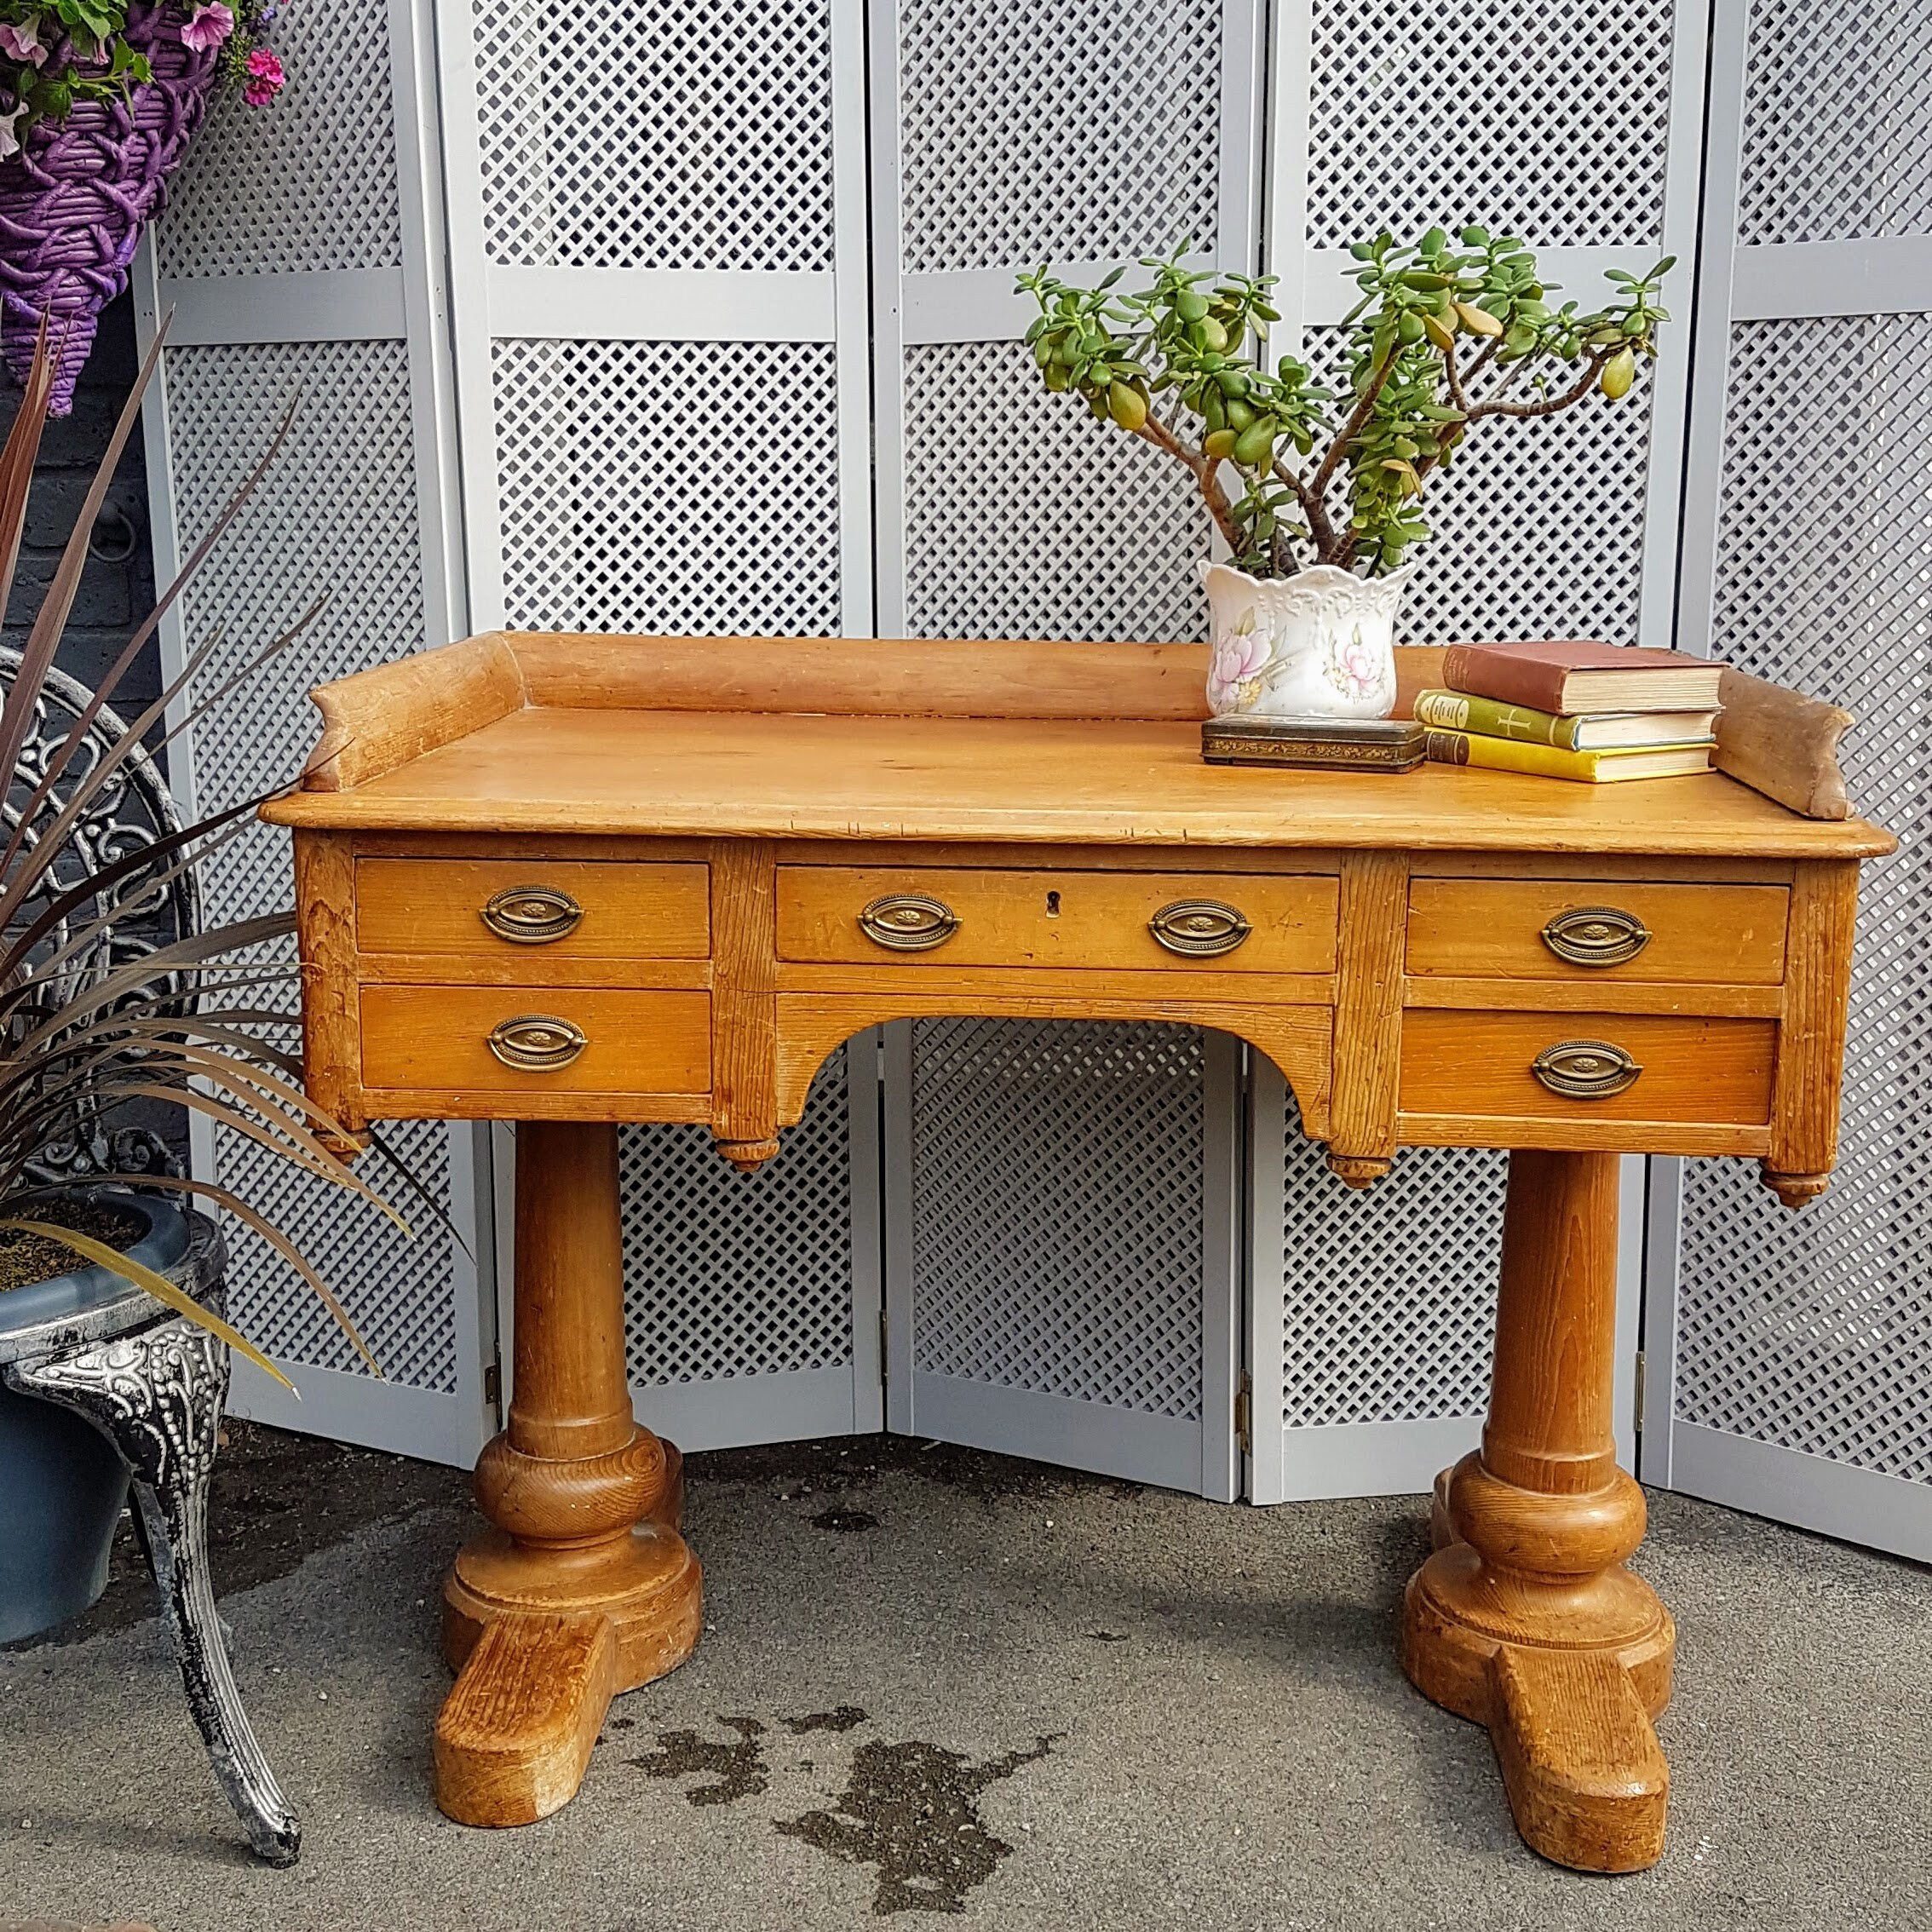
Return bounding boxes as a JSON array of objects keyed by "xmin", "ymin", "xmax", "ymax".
[{"xmin": 8, "ymin": 1315, "xmax": 302, "ymax": 1866}]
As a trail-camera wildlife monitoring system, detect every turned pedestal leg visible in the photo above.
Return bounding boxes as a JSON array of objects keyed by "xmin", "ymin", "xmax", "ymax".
[
  {"xmin": 436, "ymin": 1120, "xmax": 702, "ymax": 1826},
  {"xmin": 1402, "ymin": 1148, "xmax": 1674, "ymax": 1872}
]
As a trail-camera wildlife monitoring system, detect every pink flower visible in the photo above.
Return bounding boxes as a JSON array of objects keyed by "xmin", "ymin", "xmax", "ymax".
[
  {"xmin": 242, "ymin": 45, "xmax": 283, "ymax": 103},
  {"xmin": 1208, "ymin": 627, "xmax": 1270, "ymax": 710},
  {"xmin": 0, "ymin": 18, "xmax": 47, "ymax": 66},
  {"xmin": 179, "ymin": 3, "xmax": 234, "ymax": 50}
]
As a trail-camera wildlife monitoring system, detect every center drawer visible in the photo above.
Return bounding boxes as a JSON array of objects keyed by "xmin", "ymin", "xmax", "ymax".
[{"xmin": 775, "ymin": 866, "xmax": 1338, "ymax": 973}]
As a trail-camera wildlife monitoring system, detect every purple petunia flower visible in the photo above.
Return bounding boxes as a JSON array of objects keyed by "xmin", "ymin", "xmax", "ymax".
[
  {"xmin": 0, "ymin": 18, "xmax": 47, "ymax": 66},
  {"xmin": 179, "ymin": 2, "xmax": 234, "ymax": 49}
]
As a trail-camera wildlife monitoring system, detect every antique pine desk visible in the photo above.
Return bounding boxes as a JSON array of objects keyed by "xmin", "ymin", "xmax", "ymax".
[{"xmin": 262, "ymin": 631, "xmax": 1889, "ymax": 1872}]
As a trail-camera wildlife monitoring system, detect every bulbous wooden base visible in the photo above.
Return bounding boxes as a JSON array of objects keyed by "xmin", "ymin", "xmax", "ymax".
[
  {"xmin": 1400, "ymin": 1150, "xmax": 1676, "ymax": 1874},
  {"xmin": 429, "ymin": 1123, "xmax": 704, "ymax": 1828}
]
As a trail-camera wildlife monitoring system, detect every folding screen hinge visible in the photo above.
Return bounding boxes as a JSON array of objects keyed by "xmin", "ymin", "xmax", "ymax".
[
  {"xmin": 1632, "ymin": 1349, "xmax": 1647, "ymax": 1440},
  {"xmin": 1234, "ymin": 1371, "xmax": 1253, "ymax": 1458},
  {"xmin": 483, "ymin": 1357, "xmax": 503, "ymax": 1416},
  {"xmin": 879, "ymin": 1307, "xmax": 888, "ymax": 1383}
]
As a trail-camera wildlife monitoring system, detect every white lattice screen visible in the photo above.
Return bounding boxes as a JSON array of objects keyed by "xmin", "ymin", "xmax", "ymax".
[
  {"xmin": 888, "ymin": 1021, "xmax": 1236, "ymax": 1495},
  {"xmin": 1652, "ymin": 0, "xmax": 1932, "ymax": 1560},
  {"xmin": 1244, "ymin": 0, "xmax": 1702, "ymax": 1500},
  {"xmin": 138, "ymin": 0, "xmax": 491, "ymax": 1463}
]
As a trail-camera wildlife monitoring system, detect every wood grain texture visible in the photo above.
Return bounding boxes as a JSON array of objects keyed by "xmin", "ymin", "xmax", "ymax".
[
  {"xmin": 1399, "ymin": 1011, "xmax": 1776, "ymax": 1130},
  {"xmin": 1397, "ymin": 1113, "xmax": 1770, "ymax": 1157},
  {"xmin": 776, "ymin": 865, "xmax": 1338, "ymax": 972},
  {"xmin": 262, "ymin": 707, "xmax": 1895, "ymax": 857},
  {"xmin": 434, "ymin": 1613, "xmax": 617, "ymax": 1826},
  {"xmin": 1328, "ymin": 851, "xmax": 1407, "ymax": 1181},
  {"xmin": 772, "ymin": 993, "xmax": 1333, "ymax": 1138},
  {"xmin": 1712, "ymin": 664, "xmax": 1854, "ymax": 819},
  {"xmin": 1404, "ymin": 975, "xmax": 1783, "ymax": 1018},
  {"xmin": 1765, "ymin": 857, "xmax": 1861, "ymax": 1205},
  {"xmin": 1488, "ymin": 1646, "xmax": 1669, "ymax": 1873},
  {"xmin": 360, "ymin": 986, "xmax": 710, "ymax": 1097},
  {"xmin": 710, "ymin": 841, "xmax": 779, "ymax": 1164},
  {"xmin": 356, "ymin": 858, "xmax": 710, "ymax": 960},
  {"xmin": 1406, "ymin": 879, "xmax": 1789, "ymax": 986},
  {"xmin": 1402, "ymin": 1150, "xmax": 1674, "ymax": 1873},
  {"xmin": 291, "ymin": 831, "xmax": 367, "ymax": 1140},
  {"xmin": 304, "ymin": 633, "xmax": 526, "ymax": 791},
  {"xmin": 439, "ymin": 1122, "xmax": 701, "ymax": 1827}
]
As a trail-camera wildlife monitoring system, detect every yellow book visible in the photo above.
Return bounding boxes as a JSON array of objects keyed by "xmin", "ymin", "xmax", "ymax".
[{"xmin": 1423, "ymin": 729, "xmax": 1714, "ymax": 784}]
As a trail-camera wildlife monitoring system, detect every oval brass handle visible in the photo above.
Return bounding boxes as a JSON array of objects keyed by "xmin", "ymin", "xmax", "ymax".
[
  {"xmin": 487, "ymin": 1013, "xmax": 587, "ymax": 1071},
  {"xmin": 1541, "ymin": 905, "xmax": 1651, "ymax": 968},
  {"xmin": 859, "ymin": 893, "xmax": 959, "ymax": 952},
  {"xmin": 480, "ymin": 884, "xmax": 584, "ymax": 945},
  {"xmin": 1148, "ymin": 898, "xmax": 1251, "ymax": 958},
  {"xmin": 1531, "ymin": 1038, "xmax": 1643, "ymax": 1100}
]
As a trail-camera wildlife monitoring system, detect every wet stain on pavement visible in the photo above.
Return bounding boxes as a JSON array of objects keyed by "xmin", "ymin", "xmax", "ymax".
[
  {"xmin": 630, "ymin": 1716, "xmax": 769, "ymax": 1805},
  {"xmin": 777, "ymin": 1734, "xmax": 1056, "ymax": 1914},
  {"xmin": 783, "ymin": 1705, "xmax": 870, "ymax": 1734}
]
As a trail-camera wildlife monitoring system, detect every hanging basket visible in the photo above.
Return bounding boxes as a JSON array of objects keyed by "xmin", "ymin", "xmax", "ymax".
[{"xmin": 0, "ymin": 3, "xmax": 218, "ymax": 415}]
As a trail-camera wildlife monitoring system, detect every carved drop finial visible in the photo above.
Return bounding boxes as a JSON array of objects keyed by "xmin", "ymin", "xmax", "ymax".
[
  {"xmin": 1762, "ymin": 1165, "xmax": 1831, "ymax": 1210},
  {"xmin": 719, "ymin": 1137, "xmax": 781, "ymax": 1175},
  {"xmin": 1326, "ymin": 1151, "xmax": 1392, "ymax": 1189}
]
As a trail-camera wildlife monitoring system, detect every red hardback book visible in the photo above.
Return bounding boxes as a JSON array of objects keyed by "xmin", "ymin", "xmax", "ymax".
[{"xmin": 1441, "ymin": 641, "xmax": 1725, "ymax": 715}]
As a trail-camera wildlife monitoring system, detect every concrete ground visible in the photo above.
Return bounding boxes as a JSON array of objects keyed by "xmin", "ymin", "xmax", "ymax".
[{"xmin": 1, "ymin": 1428, "xmax": 1928, "ymax": 1932}]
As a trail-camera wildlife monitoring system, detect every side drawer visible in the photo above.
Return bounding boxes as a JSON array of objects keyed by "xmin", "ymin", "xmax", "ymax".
[
  {"xmin": 1406, "ymin": 879, "xmax": 1788, "ymax": 984},
  {"xmin": 776, "ymin": 866, "xmax": 1338, "ymax": 973},
  {"xmin": 356, "ymin": 859, "xmax": 710, "ymax": 962},
  {"xmin": 1400, "ymin": 1010, "xmax": 1776, "ymax": 1128},
  {"xmin": 360, "ymin": 987, "xmax": 710, "ymax": 1095}
]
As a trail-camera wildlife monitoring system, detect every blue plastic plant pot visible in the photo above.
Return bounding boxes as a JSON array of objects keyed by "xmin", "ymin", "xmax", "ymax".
[{"xmin": 0, "ymin": 1193, "xmax": 187, "ymax": 1644}]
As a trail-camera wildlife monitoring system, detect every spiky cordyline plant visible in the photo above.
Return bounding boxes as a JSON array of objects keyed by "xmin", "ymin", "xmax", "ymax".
[
  {"xmin": 1019, "ymin": 228, "xmax": 1671, "ymax": 579},
  {"xmin": 0, "ymin": 323, "xmax": 405, "ymax": 1387}
]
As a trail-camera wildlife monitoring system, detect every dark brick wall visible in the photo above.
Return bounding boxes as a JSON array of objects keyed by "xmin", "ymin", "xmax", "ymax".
[{"xmin": 3, "ymin": 290, "xmax": 163, "ymax": 723}]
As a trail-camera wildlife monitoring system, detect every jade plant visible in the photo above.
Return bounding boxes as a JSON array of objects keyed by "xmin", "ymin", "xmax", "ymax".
[{"xmin": 1018, "ymin": 228, "xmax": 1671, "ymax": 581}]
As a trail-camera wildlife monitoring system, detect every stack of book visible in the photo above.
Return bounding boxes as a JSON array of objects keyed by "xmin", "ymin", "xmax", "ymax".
[{"xmin": 1415, "ymin": 641, "xmax": 1724, "ymax": 784}]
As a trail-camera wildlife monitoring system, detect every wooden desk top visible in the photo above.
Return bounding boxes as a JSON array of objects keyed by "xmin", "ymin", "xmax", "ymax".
[{"xmin": 262, "ymin": 632, "xmax": 1891, "ymax": 860}]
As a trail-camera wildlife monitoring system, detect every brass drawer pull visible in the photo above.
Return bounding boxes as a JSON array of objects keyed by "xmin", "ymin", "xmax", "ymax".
[
  {"xmin": 487, "ymin": 1014, "xmax": 588, "ymax": 1071},
  {"xmin": 859, "ymin": 893, "xmax": 959, "ymax": 952},
  {"xmin": 1149, "ymin": 898, "xmax": 1251, "ymax": 958},
  {"xmin": 1541, "ymin": 905, "xmax": 1651, "ymax": 968},
  {"xmin": 1532, "ymin": 1038, "xmax": 1643, "ymax": 1100},
  {"xmin": 480, "ymin": 884, "xmax": 584, "ymax": 945}
]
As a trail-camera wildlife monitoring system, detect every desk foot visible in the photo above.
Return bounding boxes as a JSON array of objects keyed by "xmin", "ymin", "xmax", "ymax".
[
  {"xmin": 1403, "ymin": 1149, "xmax": 1675, "ymax": 1872},
  {"xmin": 434, "ymin": 1121, "xmax": 704, "ymax": 1828}
]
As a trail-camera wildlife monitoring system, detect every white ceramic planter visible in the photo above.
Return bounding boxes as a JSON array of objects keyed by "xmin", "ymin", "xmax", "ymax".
[{"xmin": 1200, "ymin": 560, "xmax": 1413, "ymax": 722}]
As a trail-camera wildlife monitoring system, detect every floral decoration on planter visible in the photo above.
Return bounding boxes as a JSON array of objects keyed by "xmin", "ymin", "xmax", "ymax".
[
  {"xmin": 1020, "ymin": 233, "xmax": 1670, "ymax": 721},
  {"xmin": 0, "ymin": 0, "xmax": 283, "ymax": 411}
]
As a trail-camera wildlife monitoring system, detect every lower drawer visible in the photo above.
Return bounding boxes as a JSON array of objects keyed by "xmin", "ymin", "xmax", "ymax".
[
  {"xmin": 1399, "ymin": 1010, "xmax": 1776, "ymax": 1128},
  {"xmin": 360, "ymin": 987, "xmax": 710, "ymax": 1095}
]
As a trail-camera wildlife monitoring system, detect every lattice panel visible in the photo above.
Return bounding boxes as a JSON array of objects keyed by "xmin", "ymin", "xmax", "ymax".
[
  {"xmin": 164, "ymin": 340, "xmax": 453, "ymax": 1388},
  {"xmin": 158, "ymin": 0, "xmax": 403, "ymax": 277},
  {"xmin": 1738, "ymin": 3, "xmax": 1932, "ymax": 246},
  {"xmin": 471, "ymin": 0, "xmax": 834, "ymax": 269},
  {"xmin": 897, "ymin": 0, "xmax": 1221, "ymax": 275},
  {"xmin": 1298, "ymin": 325, "xmax": 1655, "ymax": 646},
  {"xmin": 1279, "ymin": 1099, "xmax": 1504, "ymax": 1428},
  {"xmin": 1305, "ymin": 0, "xmax": 1677, "ymax": 250},
  {"xmin": 902, "ymin": 342, "xmax": 1211, "ymax": 641},
  {"xmin": 492, "ymin": 339, "xmax": 843, "ymax": 635},
  {"xmin": 1676, "ymin": 314, "xmax": 1932, "ymax": 1484},
  {"xmin": 910, "ymin": 1020, "xmax": 1205, "ymax": 1420},
  {"xmin": 622, "ymin": 1049, "xmax": 855, "ymax": 1386}
]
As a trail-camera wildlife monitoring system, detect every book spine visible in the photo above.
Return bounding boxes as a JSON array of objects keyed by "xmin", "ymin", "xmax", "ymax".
[
  {"xmin": 1423, "ymin": 730, "xmax": 1607, "ymax": 781},
  {"xmin": 1412, "ymin": 688, "xmax": 1579, "ymax": 749},
  {"xmin": 1440, "ymin": 645, "xmax": 1572, "ymax": 712}
]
